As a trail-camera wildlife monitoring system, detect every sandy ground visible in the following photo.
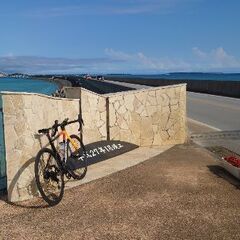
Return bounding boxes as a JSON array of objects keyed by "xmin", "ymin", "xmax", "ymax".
[{"xmin": 1, "ymin": 143, "xmax": 240, "ymax": 239}]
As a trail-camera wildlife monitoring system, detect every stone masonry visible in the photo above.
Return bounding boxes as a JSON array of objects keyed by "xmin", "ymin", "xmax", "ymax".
[
  {"xmin": 81, "ymin": 89, "xmax": 107, "ymax": 144},
  {"xmin": 107, "ymin": 84, "xmax": 186, "ymax": 146},
  {"xmin": 2, "ymin": 93, "xmax": 80, "ymax": 202},
  {"xmin": 1, "ymin": 83, "xmax": 186, "ymax": 202}
]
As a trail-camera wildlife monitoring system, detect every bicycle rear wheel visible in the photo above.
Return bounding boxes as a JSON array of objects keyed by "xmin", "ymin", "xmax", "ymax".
[
  {"xmin": 35, "ymin": 148, "xmax": 64, "ymax": 206},
  {"xmin": 67, "ymin": 134, "xmax": 87, "ymax": 180}
]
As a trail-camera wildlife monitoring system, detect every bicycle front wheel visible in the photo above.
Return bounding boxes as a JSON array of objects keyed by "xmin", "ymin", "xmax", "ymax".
[
  {"xmin": 67, "ymin": 134, "xmax": 87, "ymax": 180},
  {"xmin": 35, "ymin": 148, "xmax": 64, "ymax": 206}
]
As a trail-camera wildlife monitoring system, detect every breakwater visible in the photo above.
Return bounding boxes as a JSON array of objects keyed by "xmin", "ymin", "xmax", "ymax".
[
  {"xmin": 65, "ymin": 76, "xmax": 133, "ymax": 94},
  {"xmin": 106, "ymin": 77, "xmax": 240, "ymax": 98}
]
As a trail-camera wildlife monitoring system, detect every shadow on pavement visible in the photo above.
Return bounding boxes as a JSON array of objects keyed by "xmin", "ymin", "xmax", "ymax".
[
  {"xmin": 4, "ymin": 199, "xmax": 50, "ymax": 209},
  {"xmin": 0, "ymin": 194, "xmax": 50, "ymax": 209},
  {"xmin": 0, "ymin": 189, "xmax": 50, "ymax": 209},
  {"xmin": 208, "ymin": 165, "xmax": 240, "ymax": 189}
]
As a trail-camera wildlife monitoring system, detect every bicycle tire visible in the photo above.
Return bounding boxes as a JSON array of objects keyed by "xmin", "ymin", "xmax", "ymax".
[
  {"xmin": 35, "ymin": 148, "xmax": 64, "ymax": 206},
  {"xmin": 67, "ymin": 134, "xmax": 87, "ymax": 180}
]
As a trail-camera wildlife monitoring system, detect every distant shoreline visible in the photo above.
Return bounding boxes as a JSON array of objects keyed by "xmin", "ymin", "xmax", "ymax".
[{"xmin": 31, "ymin": 77, "xmax": 72, "ymax": 89}]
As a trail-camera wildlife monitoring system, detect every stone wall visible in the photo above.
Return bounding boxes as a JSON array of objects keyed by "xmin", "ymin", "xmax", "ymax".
[
  {"xmin": 1, "ymin": 83, "xmax": 186, "ymax": 202},
  {"xmin": 2, "ymin": 92, "xmax": 80, "ymax": 202},
  {"xmin": 81, "ymin": 89, "xmax": 107, "ymax": 144},
  {"xmin": 107, "ymin": 84, "xmax": 186, "ymax": 146},
  {"xmin": 63, "ymin": 87, "xmax": 81, "ymax": 99},
  {"xmin": 61, "ymin": 87, "xmax": 107, "ymax": 144},
  {"xmin": 1, "ymin": 90, "xmax": 109, "ymax": 202}
]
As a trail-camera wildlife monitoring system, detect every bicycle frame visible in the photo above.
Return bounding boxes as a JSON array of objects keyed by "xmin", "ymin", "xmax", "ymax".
[
  {"xmin": 59, "ymin": 130, "xmax": 79, "ymax": 150},
  {"xmin": 45, "ymin": 129, "xmax": 79, "ymax": 163}
]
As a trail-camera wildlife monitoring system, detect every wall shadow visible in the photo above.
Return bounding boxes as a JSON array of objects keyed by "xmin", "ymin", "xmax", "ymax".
[
  {"xmin": 208, "ymin": 165, "xmax": 240, "ymax": 189},
  {"xmin": 2, "ymin": 134, "xmax": 53, "ymax": 208},
  {"xmin": 5, "ymin": 157, "xmax": 50, "ymax": 208},
  {"xmin": 5, "ymin": 198, "xmax": 49, "ymax": 209}
]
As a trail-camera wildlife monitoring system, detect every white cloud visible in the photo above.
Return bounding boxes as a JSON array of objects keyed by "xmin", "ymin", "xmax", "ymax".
[
  {"xmin": 192, "ymin": 47, "xmax": 207, "ymax": 59},
  {"xmin": 1, "ymin": 47, "xmax": 240, "ymax": 74},
  {"xmin": 105, "ymin": 47, "xmax": 240, "ymax": 72},
  {"xmin": 192, "ymin": 47, "xmax": 240, "ymax": 70},
  {"xmin": 0, "ymin": 55, "xmax": 124, "ymax": 74},
  {"xmin": 105, "ymin": 48, "xmax": 191, "ymax": 72},
  {"xmin": 105, "ymin": 48, "xmax": 133, "ymax": 61}
]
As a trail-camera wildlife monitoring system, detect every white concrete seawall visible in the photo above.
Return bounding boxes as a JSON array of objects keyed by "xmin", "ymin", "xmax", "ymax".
[{"xmin": 0, "ymin": 83, "xmax": 186, "ymax": 202}]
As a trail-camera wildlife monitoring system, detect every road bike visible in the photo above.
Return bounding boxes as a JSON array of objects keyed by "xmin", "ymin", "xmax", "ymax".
[{"xmin": 35, "ymin": 115, "xmax": 87, "ymax": 206}]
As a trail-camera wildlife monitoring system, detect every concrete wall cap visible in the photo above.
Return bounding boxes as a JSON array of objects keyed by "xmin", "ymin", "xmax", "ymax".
[
  {"xmin": 63, "ymin": 83, "xmax": 187, "ymax": 99},
  {"xmin": 103, "ymin": 83, "xmax": 187, "ymax": 97},
  {"xmin": 0, "ymin": 91, "xmax": 79, "ymax": 102}
]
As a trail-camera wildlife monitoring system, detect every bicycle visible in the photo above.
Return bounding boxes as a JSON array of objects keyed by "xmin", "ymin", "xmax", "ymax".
[{"xmin": 35, "ymin": 114, "xmax": 87, "ymax": 206}]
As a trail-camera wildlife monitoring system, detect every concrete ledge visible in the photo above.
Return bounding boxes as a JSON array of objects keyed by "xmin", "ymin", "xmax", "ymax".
[
  {"xmin": 66, "ymin": 145, "xmax": 174, "ymax": 189},
  {"xmin": 104, "ymin": 83, "xmax": 187, "ymax": 97}
]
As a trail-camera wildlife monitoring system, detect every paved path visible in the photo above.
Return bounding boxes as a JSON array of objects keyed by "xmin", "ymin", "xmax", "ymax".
[
  {"xmin": 76, "ymin": 78, "xmax": 133, "ymax": 94},
  {"xmin": 65, "ymin": 145, "xmax": 172, "ymax": 190},
  {"xmin": 187, "ymin": 118, "xmax": 219, "ymax": 134},
  {"xmin": 1, "ymin": 144, "xmax": 240, "ymax": 239},
  {"xmin": 187, "ymin": 92, "xmax": 240, "ymax": 154},
  {"xmin": 188, "ymin": 92, "xmax": 240, "ymax": 131},
  {"xmin": 190, "ymin": 130, "xmax": 240, "ymax": 155},
  {"xmin": 103, "ymin": 79, "xmax": 150, "ymax": 90}
]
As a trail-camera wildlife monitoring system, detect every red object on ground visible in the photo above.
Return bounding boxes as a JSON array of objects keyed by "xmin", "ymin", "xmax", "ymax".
[{"xmin": 224, "ymin": 156, "xmax": 240, "ymax": 168}]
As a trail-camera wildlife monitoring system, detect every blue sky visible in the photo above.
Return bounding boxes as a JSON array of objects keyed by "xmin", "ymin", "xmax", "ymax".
[{"xmin": 0, "ymin": 0, "xmax": 240, "ymax": 74}]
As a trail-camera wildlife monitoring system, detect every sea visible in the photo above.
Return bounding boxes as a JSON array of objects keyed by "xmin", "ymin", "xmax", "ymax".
[
  {"xmin": 0, "ymin": 77, "xmax": 58, "ymax": 95},
  {"xmin": 106, "ymin": 72, "xmax": 240, "ymax": 81}
]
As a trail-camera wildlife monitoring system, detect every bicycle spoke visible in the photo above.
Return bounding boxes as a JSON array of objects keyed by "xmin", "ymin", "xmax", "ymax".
[{"xmin": 35, "ymin": 148, "xmax": 64, "ymax": 205}]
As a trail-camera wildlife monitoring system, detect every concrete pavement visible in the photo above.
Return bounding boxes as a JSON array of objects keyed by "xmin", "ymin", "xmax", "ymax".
[
  {"xmin": 187, "ymin": 118, "xmax": 219, "ymax": 134},
  {"xmin": 103, "ymin": 79, "xmax": 151, "ymax": 90},
  {"xmin": 65, "ymin": 145, "xmax": 173, "ymax": 190},
  {"xmin": 188, "ymin": 92, "xmax": 240, "ymax": 131},
  {"xmin": 188, "ymin": 118, "xmax": 240, "ymax": 156},
  {"xmin": 1, "ymin": 143, "xmax": 240, "ymax": 239}
]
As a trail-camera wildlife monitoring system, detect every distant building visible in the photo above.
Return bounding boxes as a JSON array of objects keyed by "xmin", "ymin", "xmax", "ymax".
[
  {"xmin": 9, "ymin": 73, "xmax": 29, "ymax": 78},
  {"xmin": 97, "ymin": 75, "xmax": 104, "ymax": 81},
  {"xmin": 83, "ymin": 74, "xmax": 92, "ymax": 80},
  {"xmin": 0, "ymin": 72, "xmax": 7, "ymax": 77}
]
